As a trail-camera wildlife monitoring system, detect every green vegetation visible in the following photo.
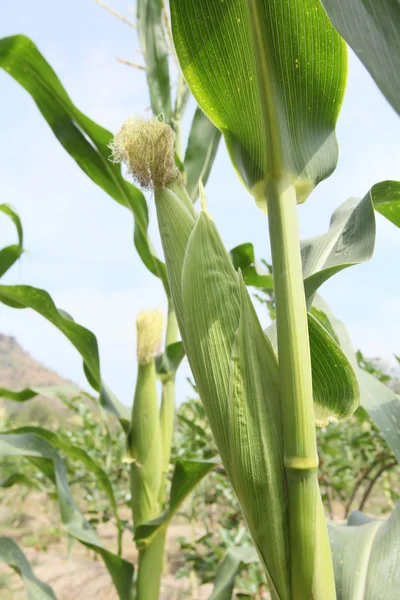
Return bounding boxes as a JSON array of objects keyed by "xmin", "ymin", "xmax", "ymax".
[{"xmin": 1, "ymin": 1, "xmax": 400, "ymax": 599}]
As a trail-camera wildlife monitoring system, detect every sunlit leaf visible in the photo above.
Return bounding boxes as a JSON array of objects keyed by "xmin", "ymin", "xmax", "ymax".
[
  {"xmin": 372, "ymin": 181, "xmax": 400, "ymax": 228},
  {"xmin": 137, "ymin": 0, "xmax": 172, "ymax": 122},
  {"xmin": 170, "ymin": 0, "xmax": 347, "ymax": 207},
  {"xmin": 0, "ymin": 432, "xmax": 134, "ymax": 600},
  {"xmin": 0, "ymin": 536, "xmax": 57, "ymax": 600},
  {"xmin": 320, "ymin": 0, "xmax": 400, "ymax": 115},
  {"xmin": 184, "ymin": 107, "xmax": 221, "ymax": 200},
  {"xmin": 0, "ymin": 35, "xmax": 167, "ymax": 288}
]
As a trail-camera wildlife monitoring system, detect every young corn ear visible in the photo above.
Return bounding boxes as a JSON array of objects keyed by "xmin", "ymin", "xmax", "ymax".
[
  {"xmin": 125, "ymin": 309, "xmax": 164, "ymax": 527},
  {"xmin": 156, "ymin": 185, "xmax": 291, "ymax": 599}
]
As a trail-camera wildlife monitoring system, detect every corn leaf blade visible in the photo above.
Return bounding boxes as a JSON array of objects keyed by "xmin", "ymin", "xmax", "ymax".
[
  {"xmin": 0, "ymin": 536, "xmax": 57, "ymax": 600},
  {"xmin": 320, "ymin": 0, "xmax": 400, "ymax": 115},
  {"xmin": 329, "ymin": 504, "xmax": 400, "ymax": 600},
  {"xmin": 137, "ymin": 0, "xmax": 172, "ymax": 121},
  {"xmin": 0, "ymin": 432, "xmax": 134, "ymax": 600},
  {"xmin": 0, "ymin": 204, "xmax": 24, "ymax": 278},
  {"xmin": 184, "ymin": 107, "xmax": 222, "ymax": 200},
  {"xmin": 229, "ymin": 243, "xmax": 273, "ymax": 289},
  {"xmin": 0, "ymin": 284, "xmax": 129, "ymax": 425},
  {"xmin": 170, "ymin": 0, "xmax": 347, "ymax": 204},
  {"xmin": 0, "ymin": 34, "xmax": 167, "ymax": 287},
  {"xmin": 372, "ymin": 181, "xmax": 400, "ymax": 228},
  {"xmin": 210, "ymin": 546, "xmax": 259, "ymax": 600}
]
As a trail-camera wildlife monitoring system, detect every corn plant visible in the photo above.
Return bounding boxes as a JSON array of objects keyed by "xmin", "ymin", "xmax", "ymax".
[{"xmin": 0, "ymin": 2, "xmax": 400, "ymax": 600}]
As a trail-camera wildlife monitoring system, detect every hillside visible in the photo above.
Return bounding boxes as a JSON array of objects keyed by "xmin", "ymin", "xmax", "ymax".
[{"xmin": 0, "ymin": 333, "xmax": 77, "ymax": 423}]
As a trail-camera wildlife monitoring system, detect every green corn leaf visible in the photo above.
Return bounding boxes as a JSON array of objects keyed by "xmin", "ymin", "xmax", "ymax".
[
  {"xmin": 0, "ymin": 473, "xmax": 40, "ymax": 490},
  {"xmin": 155, "ymin": 341, "xmax": 185, "ymax": 382},
  {"xmin": 0, "ymin": 536, "xmax": 57, "ymax": 600},
  {"xmin": 0, "ymin": 204, "xmax": 24, "ymax": 278},
  {"xmin": 0, "ymin": 432, "xmax": 134, "ymax": 600},
  {"xmin": 266, "ymin": 312, "xmax": 359, "ymax": 426},
  {"xmin": 180, "ymin": 208, "xmax": 290, "ymax": 598},
  {"xmin": 134, "ymin": 457, "xmax": 217, "ymax": 546},
  {"xmin": 328, "ymin": 504, "xmax": 400, "ymax": 600},
  {"xmin": 229, "ymin": 243, "xmax": 273, "ymax": 289},
  {"xmin": 210, "ymin": 546, "xmax": 259, "ymax": 600},
  {"xmin": 302, "ymin": 181, "xmax": 400, "ymax": 303},
  {"xmin": 0, "ymin": 35, "xmax": 167, "ymax": 288},
  {"xmin": 320, "ymin": 0, "xmax": 400, "ymax": 116},
  {"xmin": 0, "ymin": 384, "xmax": 78, "ymax": 403},
  {"xmin": 6, "ymin": 425, "xmax": 123, "ymax": 552},
  {"xmin": 313, "ymin": 295, "xmax": 400, "ymax": 461},
  {"xmin": 137, "ymin": 0, "xmax": 172, "ymax": 122},
  {"xmin": 184, "ymin": 107, "xmax": 222, "ymax": 200},
  {"xmin": 372, "ymin": 181, "xmax": 400, "ymax": 228},
  {"xmin": 0, "ymin": 284, "xmax": 130, "ymax": 426},
  {"xmin": 170, "ymin": 0, "xmax": 347, "ymax": 207}
]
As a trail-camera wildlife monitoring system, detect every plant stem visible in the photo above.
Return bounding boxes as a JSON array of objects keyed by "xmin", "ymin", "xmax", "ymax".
[
  {"xmin": 266, "ymin": 179, "xmax": 335, "ymax": 599},
  {"xmin": 136, "ymin": 529, "xmax": 167, "ymax": 600},
  {"xmin": 159, "ymin": 302, "xmax": 178, "ymax": 505}
]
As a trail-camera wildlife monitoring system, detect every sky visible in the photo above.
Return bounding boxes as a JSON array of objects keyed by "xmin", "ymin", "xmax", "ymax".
[{"xmin": 0, "ymin": 0, "xmax": 399, "ymax": 408}]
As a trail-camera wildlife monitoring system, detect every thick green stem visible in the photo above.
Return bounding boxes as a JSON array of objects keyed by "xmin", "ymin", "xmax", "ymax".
[
  {"xmin": 159, "ymin": 302, "xmax": 178, "ymax": 505},
  {"xmin": 136, "ymin": 529, "xmax": 167, "ymax": 600},
  {"xmin": 266, "ymin": 179, "xmax": 335, "ymax": 599}
]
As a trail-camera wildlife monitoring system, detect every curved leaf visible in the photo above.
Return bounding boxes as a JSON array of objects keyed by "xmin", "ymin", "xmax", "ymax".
[
  {"xmin": 137, "ymin": 0, "xmax": 172, "ymax": 122},
  {"xmin": 210, "ymin": 546, "xmax": 259, "ymax": 600},
  {"xmin": 0, "ymin": 432, "xmax": 133, "ymax": 600},
  {"xmin": 170, "ymin": 0, "xmax": 347, "ymax": 206},
  {"xmin": 184, "ymin": 107, "xmax": 221, "ymax": 200},
  {"xmin": 0, "ymin": 473, "xmax": 40, "ymax": 490},
  {"xmin": 155, "ymin": 341, "xmax": 185, "ymax": 382},
  {"xmin": 134, "ymin": 457, "xmax": 217, "ymax": 546},
  {"xmin": 229, "ymin": 243, "xmax": 273, "ymax": 289},
  {"xmin": 0, "ymin": 204, "xmax": 24, "ymax": 278},
  {"xmin": 0, "ymin": 384, "xmax": 78, "ymax": 403},
  {"xmin": 320, "ymin": 0, "xmax": 400, "ymax": 115},
  {"xmin": 6, "ymin": 425, "xmax": 123, "ymax": 551},
  {"xmin": 0, "ymin": 34, "xmax": 167, "ymax": 288},
  {"xmin": 329, "ymin": 504, "xmax": 400, "ymax": 600},
  {"xmin": 266, "ymin": 312, "xmax": 359, "ymax": 425},
  {"xmin": 0, "ymin": 284, "xmax": 129, "ymax": 425},
  {"xmin": 313, "ymin": 295, "xmax": 400, "ymax": 461},
  {"xmin": 0, "ymin": 536, "xmax": 57, "ymax": 600},
  {"xmin": 302, "ymin": 193, "xmax": 376, "ymax": 303}
]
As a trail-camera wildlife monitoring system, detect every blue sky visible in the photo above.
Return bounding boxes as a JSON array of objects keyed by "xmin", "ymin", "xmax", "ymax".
[{"xmin": 0, "ymin": 0, "xmax": 399, "ymax": 407}]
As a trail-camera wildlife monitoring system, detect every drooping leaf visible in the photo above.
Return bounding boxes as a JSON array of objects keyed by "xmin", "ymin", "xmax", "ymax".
[
  {"xmin": 170, "ymin": 1, "xmax": 347, "ymax": 207},
  {"xmin": 137, "ymin": 0, "xmax": 172, "ymax": 122},
  {"xmin": 302, "ymin": 193, "xmax": 376, "ymax": 304},
  {"xmin": 0, "ymin": 35, "xmax": 167, "ymax": 288},
  {"xmin": 0, "ymin": 204, "xmax": 24, "ymax": 278},
  {"xmin": 0, "ymin": 536, "xmax": 57, "ymax": 600},
  {"xmin": 0, "ymin": 284, "xmax": 129, "ymax": 425},
  {"xmin": 210, "ymin": 546, "xmax": 259, "ymax": 600},
  {"xmin": 134, "ymin": 458, "xmax": 217, "ymax": 545},
  {"xmin": 313, "ymin": 295, "xmax": 400, "ymax": 461},
  {"xmin": 7, "ymin": 425, "xmax": 123, "ymax": 550},
  {"xmin": 329, "ymin": 504, "xmax": 400, "ymax": 600},
  {"xmin": 372, "ymin": 180, "xmax": 400, "ymax": 228},
  {"xmin": 320, "ymin": 0, "xmax": 400, "ymax": 115},
  {"xmin": 0, "ymin": 432, "xmax": 133, "ymax": 600},
  {"xmin": 184, "ymin": 107, "xmax": 221, "ymax": 200},
  {"xmin": 229, "ymin": 243, "xmax": 273, "ymax": 289}
]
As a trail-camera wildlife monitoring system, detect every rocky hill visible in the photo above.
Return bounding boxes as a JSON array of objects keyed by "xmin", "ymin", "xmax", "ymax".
[{"xmin": 0, "ymin": 333, "xmax": 77, "ymax": 423}]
